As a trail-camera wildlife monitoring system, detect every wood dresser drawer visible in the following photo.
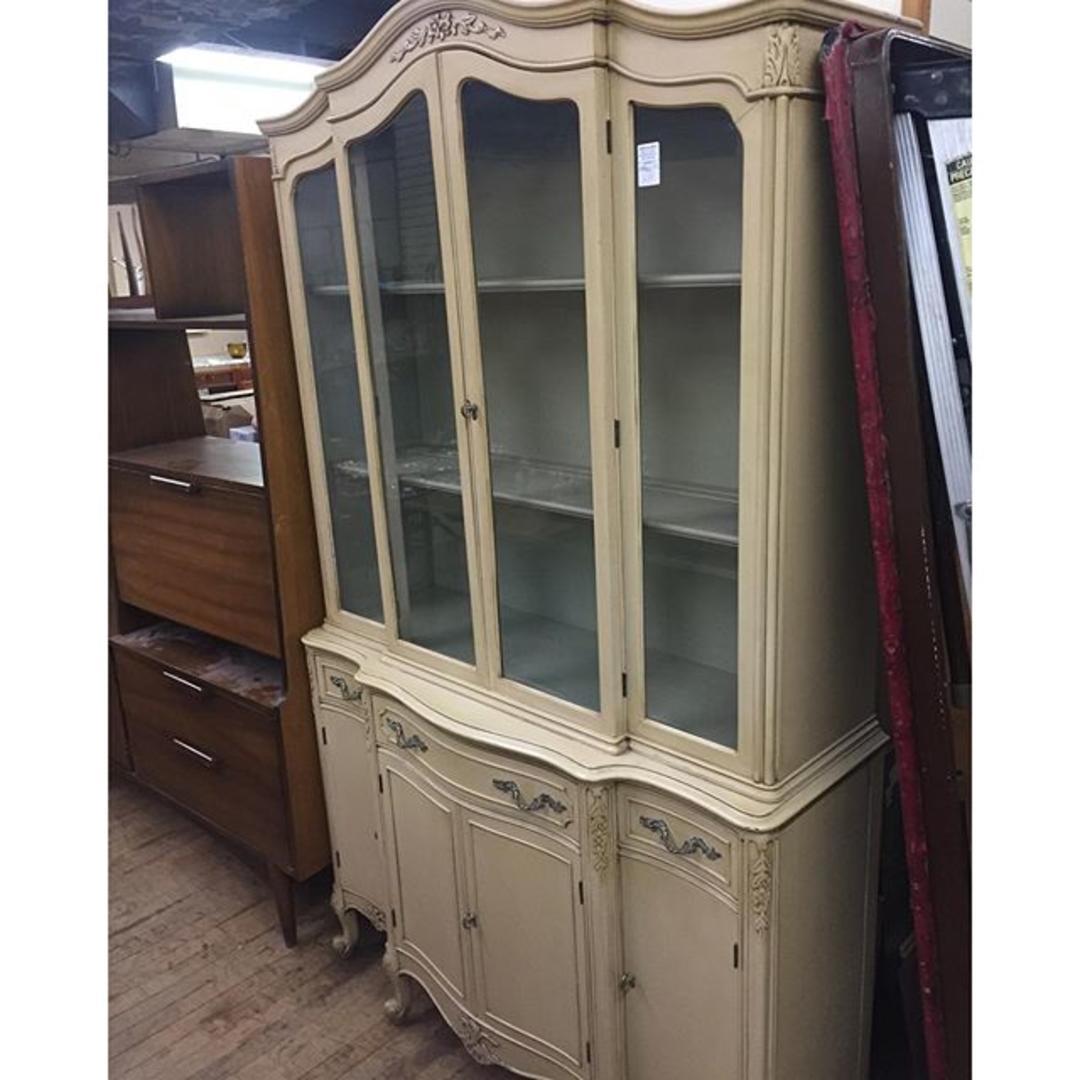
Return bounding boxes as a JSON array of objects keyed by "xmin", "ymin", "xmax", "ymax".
[
  {"xmin": 372, "ymin": 694, "xmax": 578, "ymax": 835},
  {"xmin": 617, "ymin": 785, "xmax": 739, "ymax": 898},
  {"xmin": 109, "ymin": 443, "xmax": 279, "ymax": 657},
  {"xmin": 112, "ymin": 644, "xmax": 289, "ymax": 865}
]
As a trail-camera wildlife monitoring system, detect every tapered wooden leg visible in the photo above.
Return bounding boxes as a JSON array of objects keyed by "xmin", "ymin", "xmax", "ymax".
[{"xmin": 267, "ymin": 862, "xmax": 297, "ymax": 947}]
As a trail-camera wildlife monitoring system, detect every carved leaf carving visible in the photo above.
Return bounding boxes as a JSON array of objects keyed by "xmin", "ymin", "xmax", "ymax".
[
  {"xmin": 750, "ymin": 840, "xmax": 773, "ymax": 934},
  {"xmin": 390, "ymin": 10, "xmax": 507, "ymax": 63},
  {"xmin": 763, "ymin": 23, "xmax": 801, "ymax": 89},
  {"xmin": 455, "ymin": 1016, "xmax": 502, "ymax": 1066},
  {"xmin": 587, "ymin": 786, "xmax": 612, "ymax": 876}
]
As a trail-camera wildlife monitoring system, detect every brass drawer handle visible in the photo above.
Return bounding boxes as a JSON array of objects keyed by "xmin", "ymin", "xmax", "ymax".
[
  {"xmin": 162, "ymin": 670, "xmax": 203, "ymax": 694},
  {"xmin": 639, "ymin": 816, "xmax": 722, "ymax": 861},
  {"xmin": 459, "ymin": 400, "xmax": 480, "ymax": 421},
  {"xmin": 171, "ymin": 737, "xmax": 216, "ymax": 768},
  {"xmin": 492, "ymin": 779, "xmax": 569, "ymax": 821},
  {"xmin": 149, "ymin": 474, "xmax": 196, "ymax": 494},
  {"xmin": 385, "ymin": 716, "xmax": 428, "ymax": 753},
  {"xmin": 462, "ymin": 911, "xmax": 478, "ymax": 930},
  {"xmin": 328, "ymin": 674, "xmax": 362, "ymax": 702}
]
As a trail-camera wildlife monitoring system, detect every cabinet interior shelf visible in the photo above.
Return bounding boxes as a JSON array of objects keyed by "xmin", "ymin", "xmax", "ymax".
[
  {"xmin": 310, "ymin": 271, "xmax": 741, "ymax": 299},
  {"xmin": 335, "ymin": 446, "xmax": 737, "ymax": 545}
]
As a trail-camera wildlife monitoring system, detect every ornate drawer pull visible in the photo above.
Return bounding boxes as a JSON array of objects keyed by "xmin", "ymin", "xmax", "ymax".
[
  {"xmin": 328, "ymin": 674, "xmax": 363, "ymax": 702},
  {"xmin": 171, "ymin": 737, "xmax": 216, "ymax": 768},
  {"xmin": 385, "ymin": 716, "xmax": 428, "ymax": 752},
  {"xmin": 618, "ymin": 972, "xmax": 637, "ymax": 993},
  {"xmin": 639, "ymin": 816, "xmax": 722, "ymax": 861},
  {"xmin": 493, "ymin": 779, "xmax": 568, "ymax": 819},
  {"xmin": 462, "ymin": 911, "xmax": 478, "ymax": 930}
]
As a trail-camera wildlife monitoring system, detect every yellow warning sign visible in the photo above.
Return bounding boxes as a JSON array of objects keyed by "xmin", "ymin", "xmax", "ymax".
[{"xmin": 946, "ymin": 152, "xmax": 971, "ymax": 293}]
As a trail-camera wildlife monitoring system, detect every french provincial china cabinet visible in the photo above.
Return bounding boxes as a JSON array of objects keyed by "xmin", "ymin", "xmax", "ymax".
[{"xmin": 261, "ymin": 1, "xmax": 901, "ymax": 1076}]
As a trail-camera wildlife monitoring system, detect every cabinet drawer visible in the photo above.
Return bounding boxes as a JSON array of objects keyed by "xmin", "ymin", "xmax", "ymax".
[
  {"xmin": 617, "ymin": 786, "xmax": 738, "ymax": 897},
  {"xmin": 311, "ymin": 653, "xmax": 369, "ymax": 716},
  {"xmin": 109, "ymin": 465, "xmax": 279, "ymax": 656},
  {"xmin": 113, "ymin": 647, "xmax": 289, "ymax": 864},
  {"xmin": 372, "ymin": 695, "xmax": 578, "ymax": 835}
]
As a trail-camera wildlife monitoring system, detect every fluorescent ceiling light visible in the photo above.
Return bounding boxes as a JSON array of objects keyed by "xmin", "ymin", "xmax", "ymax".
[{"xmin": 157, "ymin": 43, "xmax": 332, "ymax": 134}]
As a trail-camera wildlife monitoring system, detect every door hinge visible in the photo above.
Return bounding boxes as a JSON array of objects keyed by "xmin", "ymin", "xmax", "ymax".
[
  {"xmin": 586, "ymin": 1040, "xmax": 592, "ymax": 1064},
  {"xmin": 391, "ymin": 908, "xmax": 397, "ymax": 928},
  {"xmin": 334, "ymin": 849, "xmax": 341, "ymax": 868},
  {"xmin": 613, "ymin": 418, "xmax": 621, "ymax": 448},
  {"xmin": 578, "ymin": 880, "xmax": 585, "ymax": 905},
  {"xmin": 378, "ymin": 774, "xmax": 384, "ymax": 794},
  {"xmin": 605, "ymin": 119, "xmax": 611, "ymax": 154},
  {"xmin": 621, "ymin": 672, "xmax": 628, "ymax": 697},
  {"xmin": 320, "ymin": 726, "xmax": 327, "ymax": 746},
  {"xmin": 733, "ymin": 942, "xmax": 739, "ymax": 969}
]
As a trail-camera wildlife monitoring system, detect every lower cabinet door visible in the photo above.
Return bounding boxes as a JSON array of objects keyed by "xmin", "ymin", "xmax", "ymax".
[
  {"xmin": 460, "ymin": 806, "xmax": 591, "ymax": 1079},
  {"xmin": 620, "ymin": 855, "xmax": 741, "ymax": 1080},
  {"xmin": 380, "ymin": 750, "xmax": 470, "ymax": 1002},
  {"xmin": 318, "ymin": 704, "xmax": 385, "ymax": 920}
]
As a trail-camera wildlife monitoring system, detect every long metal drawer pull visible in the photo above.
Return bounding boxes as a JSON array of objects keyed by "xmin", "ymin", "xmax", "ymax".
[
  {"xmin": 149, "ymin": 474, "xmax": 195, "ymax": 493},
  {"xmin": 162, "ymin": 670, "xmax": 203, "ymax": 694},
  {"xmin": 328, "ymin": 674, "xmax": 363, "ymax": 702},
  {"xmin": 493, "ymin": 779, "xmax": 568, "ymax": 818},
  {"xmin": 639, "ymin": 816, "xmax": 722, "ymax": 861},
  {"xmin": 171, "ymin": 737, "xmax": 216, "ymax": 767},
  {"xmin": 385, "ymin": 716, "xmax": 428, "ymax": 753}
]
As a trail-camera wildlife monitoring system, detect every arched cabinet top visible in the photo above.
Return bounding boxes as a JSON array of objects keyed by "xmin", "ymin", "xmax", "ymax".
[{"xmin": 259, "ymin": 0, "xmax": 906, "ymax": 149}]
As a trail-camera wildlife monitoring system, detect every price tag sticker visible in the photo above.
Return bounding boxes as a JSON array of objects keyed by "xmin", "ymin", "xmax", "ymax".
[{"xmin": 636, "ymin": 141, "xmax": 661, "ymax": 188}]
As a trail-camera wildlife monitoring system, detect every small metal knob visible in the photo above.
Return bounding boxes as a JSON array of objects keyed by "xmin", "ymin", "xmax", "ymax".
[
  {"xmin": 460, "ymin": 400, "xmax": 480, "ymax": 421},
  {"xmin": 462, "ymin": 911, "xmax": 478, "ymax": 930},
  {"xmin": 619, "ymin": 972, "xmax": 637, "ymax": 992}
]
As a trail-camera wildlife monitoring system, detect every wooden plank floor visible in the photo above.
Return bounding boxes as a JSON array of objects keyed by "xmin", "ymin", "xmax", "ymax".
[{"xmin": 109, "ymin": 777, "xmax": 514, "ymax": 1080}]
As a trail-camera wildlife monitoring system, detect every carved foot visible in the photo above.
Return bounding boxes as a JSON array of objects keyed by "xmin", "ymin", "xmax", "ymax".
[
  {"xmin": 331, "ymin": 907, "xmax": 361, "ymax": 958},
  {"xmin": 382, "ymin": 945, "xmax": 430, "ymax": 1024}
]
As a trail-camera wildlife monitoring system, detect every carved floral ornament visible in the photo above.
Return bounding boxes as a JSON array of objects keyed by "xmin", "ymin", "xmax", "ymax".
[
  {"xmin": 455, "ymin": 1016, "xmax": 502, "ymax": 1065},
  {"xmin": 390, "ymin": 10, "xmax": 507, "ymax": 63},
  {"xmin": 762, "ymin": 22, "xmax": 802, "ymax": 89},
  {"xmin": 750, "ymin": 840, "xmax": 773, "ymax": 935},
  {"xmin": 587, "ymin": 786, "xmax": 612, "ymax": 876}
]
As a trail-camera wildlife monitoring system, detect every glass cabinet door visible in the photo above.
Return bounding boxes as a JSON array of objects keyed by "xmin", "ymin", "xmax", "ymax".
[
  {"xmin": 294, "ymin": 164, "xmax": 383, "ymax": 623},
  {"xmin": 633, "ymin": 105, "xmax": 743, "ymax": 749},
  {"xmin": 460, "ymin": 82, "xmax": 600, "ymax": 713},
  {"xmin": 347, "ymin": 93, "xmax": 475, "ymax": 665}
]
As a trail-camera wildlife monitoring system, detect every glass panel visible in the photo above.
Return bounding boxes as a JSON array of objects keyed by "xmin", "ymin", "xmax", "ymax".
[
  {"xmin": 294, "ymin": 165, "xmax": 383, "ymax": 621},
  {"xmin": 462, "ymin": 82, "xmax": 598, "ymax": 711},
  {"xmin": 349, "ymin": 93, "xmax": 474, "ymax": 664},
  {"xmin": 635, "ymin": 105, "xmax": 743, "ymax": 749}
]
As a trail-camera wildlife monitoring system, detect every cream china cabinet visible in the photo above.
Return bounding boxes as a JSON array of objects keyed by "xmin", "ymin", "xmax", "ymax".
[{"xmin": 262, "ymin": 1, "xmax": 899, "ymax": 1077}]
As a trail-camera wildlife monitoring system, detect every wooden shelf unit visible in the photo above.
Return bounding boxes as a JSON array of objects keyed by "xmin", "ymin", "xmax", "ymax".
[{"xmin": 107, "ymin": 155, "xmax": 328, "ymax": 946}]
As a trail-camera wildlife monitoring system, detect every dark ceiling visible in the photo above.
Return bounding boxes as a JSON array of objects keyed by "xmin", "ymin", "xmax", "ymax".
[{"xmin": 109, "ymin": 0, "xmax": 394, "ymax": 63}]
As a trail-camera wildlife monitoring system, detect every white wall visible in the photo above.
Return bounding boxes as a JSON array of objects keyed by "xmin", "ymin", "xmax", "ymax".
[{"xmin": 930, "ymin": 0, "xmax": 972, "ymax": 47}]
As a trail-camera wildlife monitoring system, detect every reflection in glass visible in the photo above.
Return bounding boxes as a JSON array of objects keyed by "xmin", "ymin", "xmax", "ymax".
[
  {"xmin": 294, "ymin": 165, "xmax": 382, "ymax": 621},
  {"xmin": 635, "ymin": 105, "xmax": 743, "ymax": 748},
  {"xmin": 462, "ymin": 81, "xmax": 599, "ymax": 711},
  {"xmin": 348, "ymin": 93, "xmax": 474, "ymax": 664}
]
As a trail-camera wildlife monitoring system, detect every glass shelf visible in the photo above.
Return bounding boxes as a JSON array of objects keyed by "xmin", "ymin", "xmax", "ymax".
[
  {"xmin": 336, "ymin": 446, "xmax": 737, "ymax": 546},
  {"xmin": 638, "ymin": 272, "xmax": 741, "ymax": 289},
  {"xmin": 644, "ymin": 646, "xmax": 737, "ymax": 747},
  {"xmin": 312, "ymin": 277, "xmax": 587, "ymax": 296}
]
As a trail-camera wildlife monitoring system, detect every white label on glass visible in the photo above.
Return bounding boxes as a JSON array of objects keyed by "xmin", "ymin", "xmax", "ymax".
[{"xmin": 637, "ymin": 141, "xmax": 661, "ymax": 187}]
